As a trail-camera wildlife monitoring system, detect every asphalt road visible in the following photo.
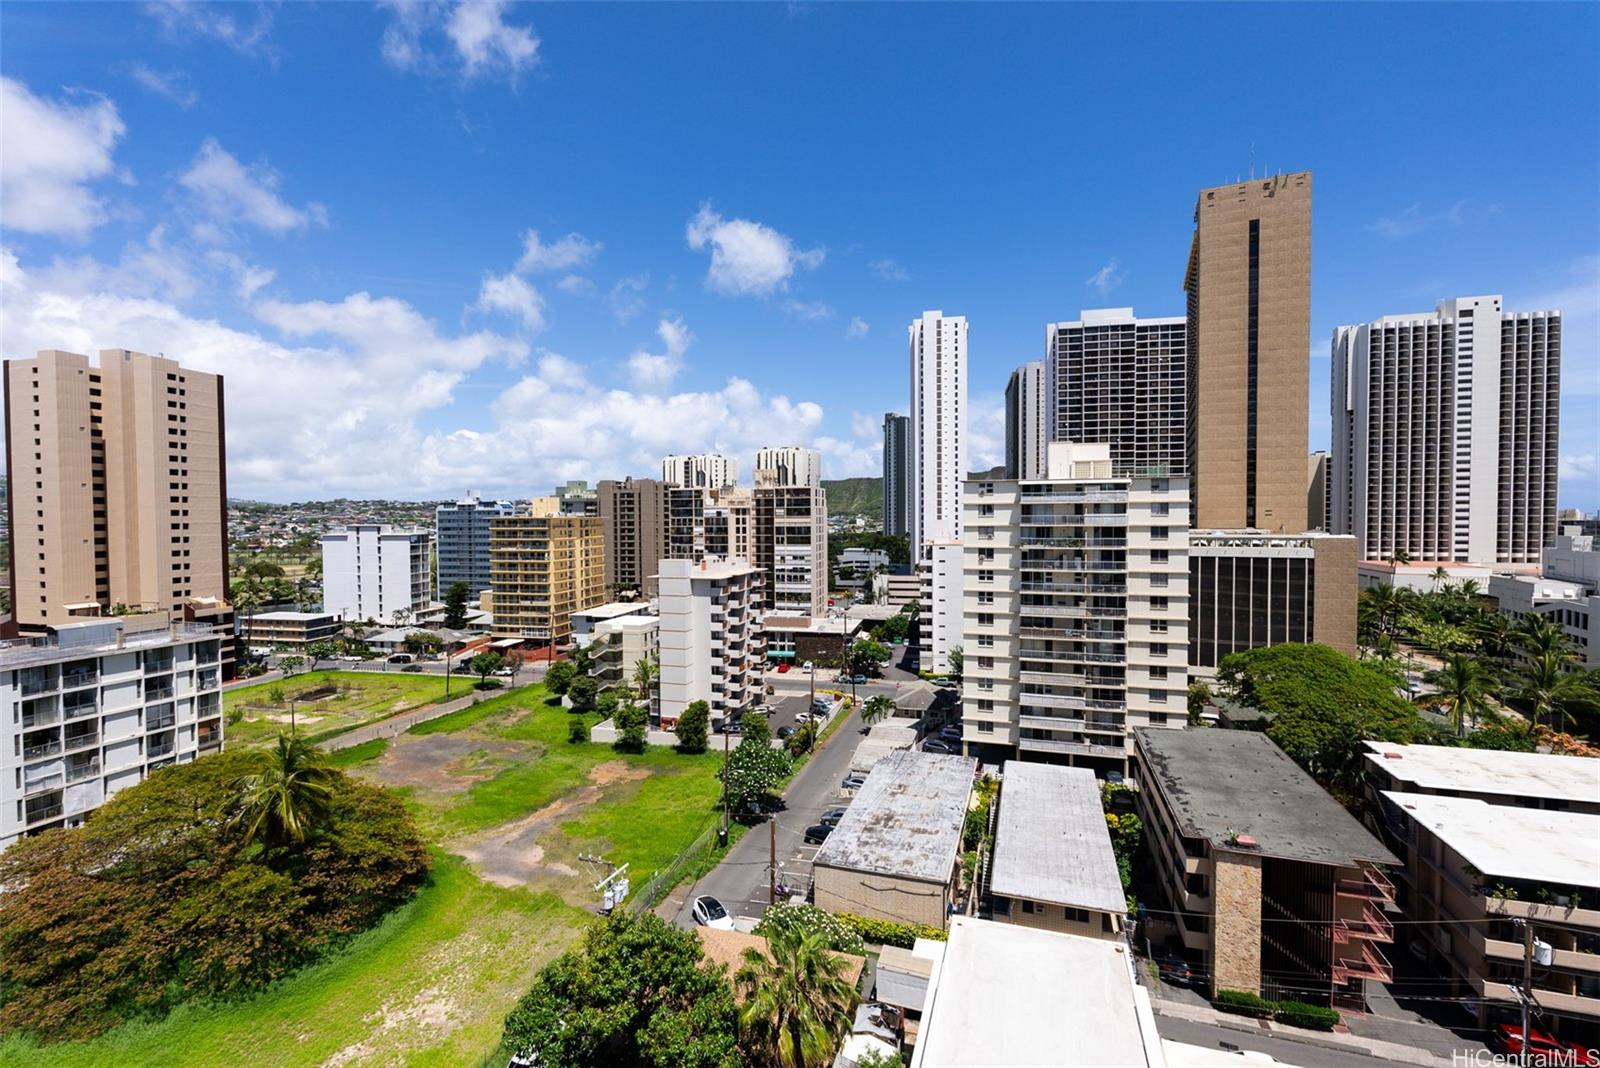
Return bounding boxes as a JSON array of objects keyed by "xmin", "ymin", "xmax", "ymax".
[
  {"xmin": 1154, "ymin": 1016, "xmax": 1425, "ymax": 1068},
  {"xmin": 673, "ymin": 700, "xmax": 869, "ymax": 928}
]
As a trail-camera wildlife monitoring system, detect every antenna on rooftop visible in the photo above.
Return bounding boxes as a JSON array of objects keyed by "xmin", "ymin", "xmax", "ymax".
[{"xmin": 1249, "ymin": 143, "xmax": 1255, "ymax": 181}]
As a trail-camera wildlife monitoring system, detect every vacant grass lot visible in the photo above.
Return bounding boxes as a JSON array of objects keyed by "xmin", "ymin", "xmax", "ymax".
[
  {"xmin": 224, "ymin": 671, "xmax": 453, "ymax": 747},
  {"xmin": 2, "ymin": 684, "xmax": 733, "ymax": 1066}
]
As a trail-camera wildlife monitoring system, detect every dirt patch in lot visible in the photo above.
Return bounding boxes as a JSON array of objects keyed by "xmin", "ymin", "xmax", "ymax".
[
  {"xmin": 453, "ymin": 761, "xmax": 649, "ymax": 890},
  {"xmin": 365, "ymin": 734, "xmax": 531, "ymax": 794}
]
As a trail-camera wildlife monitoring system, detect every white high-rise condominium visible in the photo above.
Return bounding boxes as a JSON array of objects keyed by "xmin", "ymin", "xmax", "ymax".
[
  {"xmin": 1331, "ymin": 296, "xmax": 1561, "ymax": 565},
  {"xmin": 960, "ymin": 442, "xmax": 1190, "ymax": 773},
  {"xmin": 909, "ymin": 310, "xmax": 967, "ymax": 550},
  {"xmin": 1004, "ymin": 361, "xmax": 1048, "ymax": 480},
  {"xmin": 662, "ymin": 453, "xmax": 738, "ymax": 490},
  {"xmin": 753, "ymin": 446, "xmax": 820, "ymax": 488},
  {"xmin": 321, "ymin": 525, "xmax": 432, "ymax": 622},
  {"xmin": 656, "ymin": 558, "xmax": 764, "ymax": 728}
]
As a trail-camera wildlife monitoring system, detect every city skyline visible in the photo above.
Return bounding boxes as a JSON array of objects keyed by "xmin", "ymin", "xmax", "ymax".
[{"xmin": 1, "ymin": 3, "xmax": 1595, "ymax": 506}]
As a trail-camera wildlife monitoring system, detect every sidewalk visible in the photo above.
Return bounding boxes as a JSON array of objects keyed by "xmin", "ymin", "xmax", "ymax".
[
  {"xmin": 1148, "ymin": 1000, "xmax": 1455, "ymax": 1067},
  {"xmin": 321, "ymin": 689, "xmax": 483, "ymax": 751}
]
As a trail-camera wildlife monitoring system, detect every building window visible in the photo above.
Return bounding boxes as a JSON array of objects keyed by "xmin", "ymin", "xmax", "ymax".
[
  {"xmin": 978, "ymin": 570, "xmax": 994, "ymax": 583},
  {"xmin": 979, "ymin": 504, "xmax": 995, "ymax": 517},
  {"xmin": 1151, "ymin": 549, "xmax": 1169, "ymax": 563},
  {"xmin": 1151, "ymin": 596, "xmax": 1168, "ymax": 611},
  {"xmin": 1064, "ymin": 907, "xmax": 1090, "ymax": 924},
  {"xmin": 1151, "ymin": 527, "xmax": 1169, "ymax": 541},
  {"xmin": 977, "ymin": 635, "xmax": 994, "ymax": 648},
  {"xmin": 1151, "ymin": 643, "xmax": 1168, "ymax": 657},
  {"xmin": 978, "ymin": 591, "xmax": 994, "ymax": 604},
  {"xmin": 977, "ymin": 721, "xmax": 994, "ymax": 733},
  {"xmin": 978, "ymin": 613, "xmax": 994, "ymax": 627},
  {"xmin": 1021, "ymin": 900, "xmax": 1036, "ymax": 914}
]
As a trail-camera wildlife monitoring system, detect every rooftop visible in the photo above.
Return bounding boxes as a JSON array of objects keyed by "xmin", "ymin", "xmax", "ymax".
[
  {"xmin": 0, "ymin": 616, "xmax": 217, "ymax": 668},
  {"xmin": 1381, "ymin": 792, "xmax": 1600, "ymax": 888},
  {"xmin": 1365, "ymin": 742, "xmax": 1600, "ymax": 807},
  {"xmin": 990, "ymin": 764, "xmax": 1126, "ymax": 914},
  {"xmin": 814, "ymin": 750, "xmax": 976, "ymax": 883},
  {"xmin": 251, "ymin": 610, "xmax": 337, "ymax": 622},
  {"xmin": 911, "ymin": 918, "xmax": 1160, "ymax": 1068},
  {"xmin": 572, "ymin": 601, "xmax": 654, "ymax": 622},
  {"xmin": 1135, "ymin": 729, "xmax": 1398, "ymax": 867}
]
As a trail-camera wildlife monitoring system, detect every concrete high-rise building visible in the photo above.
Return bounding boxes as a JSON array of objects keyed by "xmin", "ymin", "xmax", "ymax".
[
  {"xmin": 553, "ymin": 480, "xmax": 598, "ymax": 516},
  {"xmin": 597, "ymin": 477, "xmax": 665, "ymax": 597},
  {"xmin": 435, "ymin": 493, "xmax": 514, "ymax": 600},
  {"xmin": 656, "ymin": 557, "xmax": 764, "ymax": 728},
  {"xmin": 665, "ymin": 485, "xmax": 754, "ymax": 563},
  {"xmin": 4, "ymin": 349, "xmax": 227, "ymax": 630},
  {"xmin": 1185, "ymin": 172, "xmax": 1312, "ymax": 532},
  {"xmin": 1187, "ymin": 530, "xmax": 1357, "ymax": 674},
  {"xmin": 1331, "ymin": 296, "xmax": 1561, "ymax": 565},
  {"xmin": 1307, "ymin": 451, "xmax": 1329, "ymax": 532},
  {"xmin": 909, "ymin": 310, "xmax": 967, "ymax": 549},
  {"xmin": 917, "ymin": 540, "xmax": 964, "ymax": 676},
  {"xmin": 960, "ymin": 442, "xmax": 1190, "ymax": 773},
  {"xmin": 882, "ymin": 412, "xmax": 911, "ymax": 539},
  {"xmin": 662, "ymin": 453, "xmax": 737, "ymax": 490},
  {"xmin": 488, "ymin": 511, "xmax": 604, "ymax": 648},
  {"xmin": 1004, "ymin": 361, "xmax": 1048, "ymax": 480},
  {"xmin": 754, "ymin": 473, "xmax": 828, "ymax": 616},
  {"xmin": 321, "ymin": 525, "xmax": 432, "ymax": 623},
  {"xmin": 753, "ymin": 446, "xmax": 820, "ymax": 488},
  {"xmin": 1, "ymin": 614, "xmax": 225, "ymax": 850},
  {"xmin": 1047, "ymin": 309, "xmax": 1187, "ymax": 477}
]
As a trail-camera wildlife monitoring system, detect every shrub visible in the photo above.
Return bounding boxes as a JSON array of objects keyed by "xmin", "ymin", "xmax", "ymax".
[
  {"xmin": 1273, "ymin": 1000, "xmax": 1340, "ymax": 1031},
  {"xmin": 474, "ymin": 679, "xmax": 503, "ymax": 691},
  {"xmin": 753, "ymin": 903, "xmax": 866, "ymax": 956},
  {"xmin": 226, "ymin": 707, "xmax": 244, "ymax": 726},
  {"xmin": 568, "ymin": 717, "xmax": 590, "ymax": 744},
  {"xmin": 836, "ymin": 913, "xmax": 947, "ymax": 949},
  {"xmin": 267, "ymin": 684, "xmax": 286, "ymax": 704},
  {"xmin": 1213, "ymin": 989, "xmax": 1276, "ymax": 1019},
  {"xmin": 674, "ymin": 700, "xmax": 710, "ymax": 754}
]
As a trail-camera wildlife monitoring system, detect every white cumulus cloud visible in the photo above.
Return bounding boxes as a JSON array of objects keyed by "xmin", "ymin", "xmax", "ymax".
[
  {"xmin": 685, "ymin": 202, "xmax": 824, "ymax": 297},
  {"xmin": 627, "ymin": 316, "xmax": 692, "ymax": 389},
  {"xmin": 0, "ymin": 77, "xmax": 126, "ymax": 239},
  {"xmin": 846, "ymin": 316, "xmax": 869, "ymax": 339},
  {"xmin": 471, "ymin": 271, "xmax": 546, "ymax": 332},
  {"xmin": 179, "ymin": 138, "xmax": 328, "ymax": 237},
  {"xmin": 517, "ymin": 229, "xmax": 601, "ymax": 273},
  {"xmin": 130, "ymin": 65, "xmax": 198, "ymax": 108},
  {"xmin": 1086, "ymin": 258, "xmax": 1123, "ymax": 295},
  {"xmin": 381, "ymin": 0, "xmax": 540, "ymax": 84}
]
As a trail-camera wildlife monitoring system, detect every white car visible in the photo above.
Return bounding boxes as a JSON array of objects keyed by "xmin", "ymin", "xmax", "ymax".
[
  {"xmin": 492, "ymin": 666, "xmax": 515, "ymax": 677},
  {"xmin": 691, "ymin": 895, "xmax": 735, "ymax": 931}
]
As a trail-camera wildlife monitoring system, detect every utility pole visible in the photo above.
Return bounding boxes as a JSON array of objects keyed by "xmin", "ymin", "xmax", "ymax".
[
  {"xmin": 719, "ymin": 726, "xmax": 730, "ymax": 847},
  {"xmin": 444, "ymin": 647, "xmax": 452, "ymax": 698},
  {"xmin": 1521, "ymin": 921, "xmax": 1534, "ymax": 1067},
  {"xmin": 769, "ymin": 819, "xmax": 777, "ymax": 904}
]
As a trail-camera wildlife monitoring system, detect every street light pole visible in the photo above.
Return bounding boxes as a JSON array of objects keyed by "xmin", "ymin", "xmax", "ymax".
[{"xmin": 719, "ymin": 725, "xmax": 731, "ymax": 847}]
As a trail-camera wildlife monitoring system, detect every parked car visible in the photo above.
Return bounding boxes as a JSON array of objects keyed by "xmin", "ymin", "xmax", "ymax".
[
  {"xmin": 1103, "ymin": 771, "xmax": 1125, "ymax": 785},
  {"xmin": 849, "ymin": 675, "xmax": 867, "ymax": 685},
  {"xmin": 820, "ymin": 807, "xmax": 849, "ymax": 827},
  {"xmin": 492, "ymin": 666, "xmax": 515, "ymax": 676},
  {"xmin": 841, "ymin": 774, "xmax": 866, "ymax": 790},
  {"xmin": 338, "ymin": 655, "xmax": 365, "ymax": 663},
  {"xmin": 720, "ymin": 718, "xmax": 743, "ymax": 734},
  {"xmin": 803, "ymin": 824, "xmax": 833, "ymax": 845},
  {"xmin": 933, "ymin": 678, "xmax": 959, "ymax": 688},
  {"xmin": 1157, "ymin": 957, "xmax": 1197, "ymax": 987},
  {"xmin": 1495, "ymin": 1024, "xmax": 1600, "ymax": 1066},
  {"xmin": 776, "ymin": 662, "xmax": 791, "ymax": 673},
  {"xmin": 753, "ymin": 703, "xmax": 775, "ymax": 715},
  {"xmin": 938, "ymin": 725, "xmax": 962, "ymax": 742},
  {"xmin": 691, "ymin": 895, "xmax": 735, "ymax": 931},
  {"xmin": 776, "ymin": 725, "xmax": 797, "ymax": 740},
  {"xmin": 388, "ymin": 653, "xmax": 414, "ymax": 664},
  {"xmin": 922, "ymin": 738, "xmax": 959, "ymax": 754},
  {"xmin": 401, "ymin": 664, "xmax": 424, "ymax": 673}
]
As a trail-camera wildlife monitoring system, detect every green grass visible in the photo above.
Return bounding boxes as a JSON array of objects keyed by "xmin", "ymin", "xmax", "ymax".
[
  {"xmin": 224, "ymin": 671, "xmax": 453, "ymax": 747},
  {"xmin": 0, "ymin": 854, "xmax": 589, "ymax": 1068},
  {"xmin": 326, "ymin": 737, "xmax": 387, "ymax": 768},
  {"xmin": 408, "ymin": 685, "xmax": 548, "ymax": 737}
]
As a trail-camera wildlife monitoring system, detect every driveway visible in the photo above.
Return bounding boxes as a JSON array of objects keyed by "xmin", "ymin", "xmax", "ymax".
[{"xmin": 672, "ymin": 701, "xmax": 868, "ymax": 928}]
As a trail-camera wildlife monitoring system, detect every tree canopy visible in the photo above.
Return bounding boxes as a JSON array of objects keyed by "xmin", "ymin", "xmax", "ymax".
[
  {"xmin": 0, "ymin": 747, "xmax": 428, "ymax": 1042},
  {"xmin": 443, "ymin": 581, "xmax": 471, "ymax": 629},
  {"xmin": 545, "ymin": 658, "xmax": 577, "ymax": 695},
  {"xmin": 501, "ymin": 912, "xmax": 741, "ymax": 1068},
  {"xmin": 676, "ymin": 699, "xmax": 711, "ymax": 754}
]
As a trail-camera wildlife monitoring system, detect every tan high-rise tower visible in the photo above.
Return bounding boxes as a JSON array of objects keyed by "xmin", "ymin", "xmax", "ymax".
[
  {"xmin": 4, "ymin": 349, "xmax": 227, "ymax": 629},
  {"xmin": 1184, "ymin": 172, "xmax": 1311, "ymax": 532}
]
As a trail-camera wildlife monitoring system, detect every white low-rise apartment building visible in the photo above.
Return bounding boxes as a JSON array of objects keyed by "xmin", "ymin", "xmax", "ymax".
[
  {"xmin": 321, "ymin": 524, "xmax": 432, "ymax": 623},
  {"xmin": 960, "ymin": 442, "xmax": 1189, "ymax": 774},
  {"xmin": 1489, "ymin": 530, "xmax": 1600, "ymax": 668},
  {"xmin": 656, "ymin": 558, "xmax": 764, "ymax": 729},
  {"xmin": 3, "ymin": 614, "xmax": 224, "ymax": 850}
]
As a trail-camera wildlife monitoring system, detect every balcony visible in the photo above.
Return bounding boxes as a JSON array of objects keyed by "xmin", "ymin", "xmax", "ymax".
[
  {"xmin": 21, "ymin": 704, "xmax": 61, "ymax": 730},
  {"xmin": 1334, "ymin": 901, "xmax": 1396, "ymax": 945},
  {"xmin": 146, "ymin": 712, "xmax": 176, "ymax": 731},
  {"xmin": 24, "ymin": 773, "xmax": 65, "ymax": 797},
  {"xmin": 1020, "ymin": 691, "xmax": 1123, "ymax": 713},
  {"xmin": 25, "ymin": 800, "xmax": 65, "ymax": 825},
  {"xmin": 61, "ymin": 668, "xmax": 99, "ymax": 690},
  {"xmin": 1017, "ymin": 735, "xmax": 1126, "ymax": 760},
  {"xmin": 1020, "ymin": 580, "xmax": 1127, "ymax": 595},
  {"xmin": 1332, "ymin": 940, "xmax": 1393, "ymax": 984},
  {"xmin": 66, "ymin": 760, "xmax": 101, "ymax": 784},
  {"xmin": 23, "ymin": 737, "xmax": 63, "ymax": 760},
  {"xmin": 144, "ymin": 681, "xmax": 175, "ymax": 701},
  {"xmin": 1336, "ymin": 862, "xmax": 1398, "ymax": 907},
  {"xmin": 147, "ymin": 739, "xmax": 176, "ymax": 759},
  {"xmin": 63, "ymin": 729, "xmax": 100, "ymax": 752}
]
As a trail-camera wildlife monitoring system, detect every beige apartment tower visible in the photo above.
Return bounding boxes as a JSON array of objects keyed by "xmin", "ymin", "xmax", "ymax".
[
  {"xmin": 1185, "ymin": 172, "xmax": 1311, "ymax": 533},
  {"xmin": 4, "ymin": 349, "xmax": 227, "ymax": 631},
  {"xmin": 488, "ymin": 512, "xmax": 605, "ymax": 648},
  {"xmin": 597, "ymin": 477, "xmax": 666, "ymax": 597}
]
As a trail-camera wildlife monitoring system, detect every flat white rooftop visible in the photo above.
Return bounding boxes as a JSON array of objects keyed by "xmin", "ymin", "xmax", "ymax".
[
  {"xmin": 1366, "ymin": 742, "xmax": 1600, "ymax": 806},
  {"xmin": 912, "ymin": 917, "xmax": 1159, "ymax": 1068},
  {"xmin": 572, "ymin": 601, "xmax": 653, "ymax": 621},
  {"xmin": 1382, "ymin": 792, "xmax": 1600, "ymax": 888},
  {"xmin": 814, "ymin": 750, "xmax": 976, "ymax": 884},
  {"xmin": 248, "ymin": 611, "xmax": 335, "ymax": 622},
  {"xmin": 989, "ymin": 763, "xmax": 1125, "ymax": 914}
]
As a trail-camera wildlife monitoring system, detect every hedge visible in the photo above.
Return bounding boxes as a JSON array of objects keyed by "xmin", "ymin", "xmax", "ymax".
[
  {"xmin": 1213, "ymin": 989, "xmax": 1275, "ymax": 1019},
  {"xmin": 1213, "ymin": 990, "xmax": 1340, "ymax": 1030},
  {"xmin": 1272, "ymin": 1000, "xmax": 1341, "ymax": 1031},
  {"xmin": 836, "ymin": 913, "xmax": 948, "ymax": 949}
]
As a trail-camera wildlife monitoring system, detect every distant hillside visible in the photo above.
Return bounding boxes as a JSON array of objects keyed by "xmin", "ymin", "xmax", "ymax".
[{"xmin": 822, "ymin": 477, "xmax": 881, "ymax": 518}]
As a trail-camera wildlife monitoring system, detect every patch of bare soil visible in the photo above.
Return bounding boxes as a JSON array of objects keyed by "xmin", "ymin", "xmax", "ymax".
[
  {"xmin": 366, "ymin": 734, "xmax": 528, "ymax": 794},
  {"xmin": 454, "ymin": 762, "xmax": 649, "ymax": 889},
  {"xmin": 319, "ymin": 935, "xmax": 486, "ymax": 1068}
]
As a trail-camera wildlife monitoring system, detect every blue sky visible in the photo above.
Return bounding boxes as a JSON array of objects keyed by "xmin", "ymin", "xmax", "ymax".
[{"xmin": 2, "ymin": 1, "xmax": 1596, "ymax": 505}]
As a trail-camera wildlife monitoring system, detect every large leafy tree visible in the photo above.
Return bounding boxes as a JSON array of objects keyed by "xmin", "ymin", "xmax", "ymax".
[
  {"xmin": 1218, "ymin": 643, "xmax": 1438, "ymax": 789},
  {"xmin": 470, "ymin": 651, "xmax": 505, "ymax": 683},
  {"xmin": 1422, "ymin": 653, "xmax": 1498, "ymax": 738},
  {"xmin": 305, "ymin": 640, "xmax": 338, "ymax": 671},
  {"xmin": 846, "ymin": 639, "xmax": 892, "ymax": 677},
  {"xmin": 501, "ymin": 912, "xmax": 741, "ymax": 1068},
  {"xmin": 675, "ymin": 699, "xmax": 711, "ymax": 754},
  {"xmin": 735, "ymin": 926, "xmax": 858, "ymax": 1068},
  {"xmin": 232, "ymin": 733, "xmax": 338, "ymax": 848},
  {"xmin": 723, "ymin": 736, "xmax": 792, "ymax": 810},
  {"xmin": 615, "ymin": 701, "xmax": 650, "ymax": 754},
  {"xmin": 545, "ymin": 658, "xmax": 577, "ymax": 696},
  {"xmin": 567, "ymin": 674, "xmax": 600, "ymax": 715},
  {"xmin": 0, "ymin": 750, "xmax": 426, "ymax": 1042}
]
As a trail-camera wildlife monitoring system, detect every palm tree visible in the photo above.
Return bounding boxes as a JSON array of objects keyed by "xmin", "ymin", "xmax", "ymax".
[
  {"xmin": 1516, "ymin": 613, "xmax": 1572, "ymax": 662},
  {"xmin": 1469, "ymin": 613, "xmax": 1517, "ymax": 668},
  {"xmin": 632, "ymin": 654, "xmax": 658, "ymax": 715},
  {"xmin": 232, "ymin": 582, "xmax": 264, "ymax": 650},
  {"xmin": 861, "ymin": 695, "xmax": 895, "ymax": 728},
  {"xmin": 232, "ymin": 733, "xmax": 338, "ymax": 848},
  {"xmin": 1388, "ymin": 547, "xmax": 1412, "ymax": 568},
  {"xmin": 1358, "ymin": 583, "xmax": 1409, "ymax": 641},
  {"xmin": 736, "ymin": 928, "xmax": 858, "ymax": 1068},
  {"xmin": 1430, "ymin": 565, "xmax": 1450, "ymax": 591},
  {"xmin": 1423, "ymin": 653, "xmax": 1497, "ymax": 737},
  {"xmin": 1512, "ymin": 651, "xmax": 1600, "ymax": 734}
]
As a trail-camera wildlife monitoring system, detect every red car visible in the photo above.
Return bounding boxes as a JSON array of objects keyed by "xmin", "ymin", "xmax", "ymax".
[
  {"xmin": 776, "ymin": 662, "xmax": 790, "ymax": 673},
  {"xmin": 1495, "ymin": 1024, "xmax": 1600, "ymax": 1066}
]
